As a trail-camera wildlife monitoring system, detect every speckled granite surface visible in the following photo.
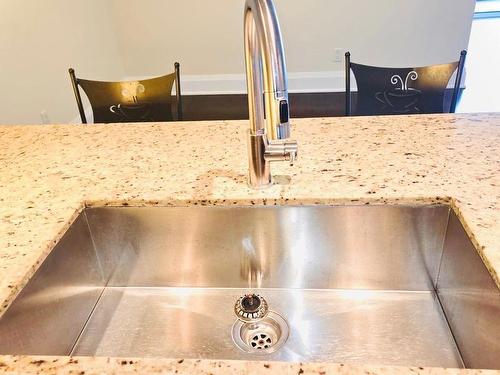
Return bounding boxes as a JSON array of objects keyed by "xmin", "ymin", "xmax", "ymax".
[
  {"xmin": 0, "ymin": 113, "xmax": 499, "ymax": 373},
  {"xmin": 0, "ymin": 356, "xmax": 499, "ymax": 375}
]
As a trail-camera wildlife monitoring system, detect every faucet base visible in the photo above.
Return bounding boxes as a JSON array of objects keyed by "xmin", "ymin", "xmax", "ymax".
[
  {"xmin": 247, "ymin": 132, "xmax": 298, "ymax": 189},
  {"xmin": 247, "ymin": 180, "xmax": 274, "ymax": 190},
  {"xmin": 248, "ymin": 133, "xmax": 272, "ymax": 189}
]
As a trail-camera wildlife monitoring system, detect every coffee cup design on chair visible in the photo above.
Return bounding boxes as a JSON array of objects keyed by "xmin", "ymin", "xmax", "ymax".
[
  {"xmin": 109, "ymin": 83, "xmax": 153, "ymax": 121},
  {"xmin": 375, "ymin": 71, "xmax": 422, "ymax": 114},
  {"xmin": 109, "ymin": 103, "xmax": 153, "ymax": 121}
]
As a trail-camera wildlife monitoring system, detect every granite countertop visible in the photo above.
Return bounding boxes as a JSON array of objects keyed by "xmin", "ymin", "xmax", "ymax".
[{"xmin": 0, "ymin": 113, "xmax": 499, "ymax": 374}]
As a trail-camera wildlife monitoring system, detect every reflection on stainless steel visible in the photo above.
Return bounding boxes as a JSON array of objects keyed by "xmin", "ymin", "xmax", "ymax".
[
  {"xmin": 0, "ymin": 205, "xmax": 498, "ymax": 369},
  {"xmin": 82, "ymin": 206, "xmax": 451, "ymax": 290},
  {"xmin": 437, "ymin": 213, "xmax": 500, "ymax": 369},
  {"xmin": 240, "ymin": 236, "xmax": 264, "ymax": 289},
  {"xmin": 0, "ymin": 214, "xmax": 104, "ymax": 356},
  {"xmin": 244, "ymin": 0, "xmax": 298, "ymax": 188},
  {"xmin": 73, "ymin": 289, "xmax": 459, "ymax": 366}
]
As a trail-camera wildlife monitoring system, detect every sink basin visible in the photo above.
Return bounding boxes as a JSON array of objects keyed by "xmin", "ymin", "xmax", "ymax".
[{"xmin": 0, "ymin": 205, "xmax": 498, "ymax": 368}]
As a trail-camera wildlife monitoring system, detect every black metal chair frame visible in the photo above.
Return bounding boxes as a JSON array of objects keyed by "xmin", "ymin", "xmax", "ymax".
[
  {"xmin": 345, "ymin": 51, "xmax": 467, "ymax": 116},
  {"xmin": 69, "ymin": 62, "xmax": 183, "ymax": 124}
]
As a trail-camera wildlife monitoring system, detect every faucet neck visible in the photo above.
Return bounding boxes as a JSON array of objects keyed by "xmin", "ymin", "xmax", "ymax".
[
  {"xmin": 244, "ymin": 0, "xmax": 289, "ymax": 140},
  {"xmin": 244, "ymin": 0, "xmax": 298, "ymax": 189}
]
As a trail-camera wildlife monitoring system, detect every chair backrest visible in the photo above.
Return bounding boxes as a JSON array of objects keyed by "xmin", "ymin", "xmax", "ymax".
[
  {"xmin": 69, "ymin": 63, "xmax": 183, "ymax": 124},
  {"xmin": 345, "ymin": 51, "xmax": 467, "ymax": 116}
]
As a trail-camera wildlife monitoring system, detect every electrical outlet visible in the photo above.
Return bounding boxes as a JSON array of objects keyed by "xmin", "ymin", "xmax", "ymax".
[{"xmin": 334, "ymin": 48, "xmax": 343, "ymax": 63}]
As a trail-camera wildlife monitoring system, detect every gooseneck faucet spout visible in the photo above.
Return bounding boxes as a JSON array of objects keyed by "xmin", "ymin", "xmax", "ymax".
[{"xmin": 244, "ymin": 0, "xmax": 298, "ymax": 189}]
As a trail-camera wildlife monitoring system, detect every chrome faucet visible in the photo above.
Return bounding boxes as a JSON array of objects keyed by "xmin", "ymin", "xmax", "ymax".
[{"xmin": 244, "ymin": 0, "xmax": 298, "ymax": 189}]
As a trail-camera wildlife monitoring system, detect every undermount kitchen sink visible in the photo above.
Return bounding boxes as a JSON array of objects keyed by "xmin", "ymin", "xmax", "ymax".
[{"xmin": 0, "ymin": 205, "xmax": 498, "ymax": 368}]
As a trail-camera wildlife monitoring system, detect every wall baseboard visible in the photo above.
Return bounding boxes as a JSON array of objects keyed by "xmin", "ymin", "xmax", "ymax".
[
  {"xmin": 181, "ymin": 71, "xmax": 345, "ymax": 95},
  {"xmin": 179, "ymin": 70, "xmax": 464, "ymax": 96}
]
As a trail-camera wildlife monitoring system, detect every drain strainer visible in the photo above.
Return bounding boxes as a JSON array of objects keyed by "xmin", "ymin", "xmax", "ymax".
[
  {"xmin": 250, "ymin": 332, "xmax": 273, "ymax": 349},
  {"xmin": 234, "ymin": 294, "xmax": 269, "ymax": 322},
  {"xmin": 232, "ymin": 311, "xmax": 289, "ymax": 354}
]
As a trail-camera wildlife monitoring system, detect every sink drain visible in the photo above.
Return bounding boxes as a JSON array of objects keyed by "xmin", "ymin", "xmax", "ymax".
[
  {"xmin": 232, "ymin": 311, "xmax": 289, "ymax": 354},
  {"xmin": 250, "ymin": 332, "xmax": 273, "ymax": 349}
]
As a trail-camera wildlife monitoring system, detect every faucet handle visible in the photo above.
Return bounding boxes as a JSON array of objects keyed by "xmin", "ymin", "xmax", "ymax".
[
  {"xmin": 265, "ymin": 139, "xmax": 298, "ymax": 166},
  {"xmin": 284, "ymin": 140, "xmax": 298, "ymax": 166}
]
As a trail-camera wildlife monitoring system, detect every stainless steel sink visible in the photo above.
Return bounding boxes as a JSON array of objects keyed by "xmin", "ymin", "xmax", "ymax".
[{"xmin": 0, "ymin": 205, "xmax": 498, "ymax": 368}]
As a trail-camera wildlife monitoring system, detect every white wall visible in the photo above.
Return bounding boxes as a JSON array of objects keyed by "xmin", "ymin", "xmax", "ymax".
[
  {"xmin": 0, "ymin": 0, "xmax": 475, "ymax": 124},
  {"xmin": 109, "ymin": 0, "xmax": 475, "ymax": 94},
  {"xmin": 278, "ymin": 0, "xmax": 474, "ymax": 69},
  {"xmin": 111, "ymin": 0, "xmax": 475, "ymax": 74},
  {"xmin": 0, "ymin": 0, "xmax": 125, "ymax": 124}
]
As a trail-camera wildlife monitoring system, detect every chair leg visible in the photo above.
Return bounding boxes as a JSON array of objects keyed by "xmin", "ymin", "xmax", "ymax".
[
  {"xmin": 175, "ymin": 62, "xmax": 183, "ymax": 121},
  {"xmin": 450, "ymin": 50, "xmax": 467, "ymax": 113},
  {"xmin": 68, "ymin": 68, "xmax": 88, "ymax": 124},
  {"xmin": 345, "ymin": 52, "xmax": 352, "ymax": 116}
]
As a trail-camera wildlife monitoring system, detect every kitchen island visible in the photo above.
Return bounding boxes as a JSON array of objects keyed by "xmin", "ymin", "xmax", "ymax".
[{"xmin": 0, "ymin": 113, "xmax": 498, "ymax": 374}]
